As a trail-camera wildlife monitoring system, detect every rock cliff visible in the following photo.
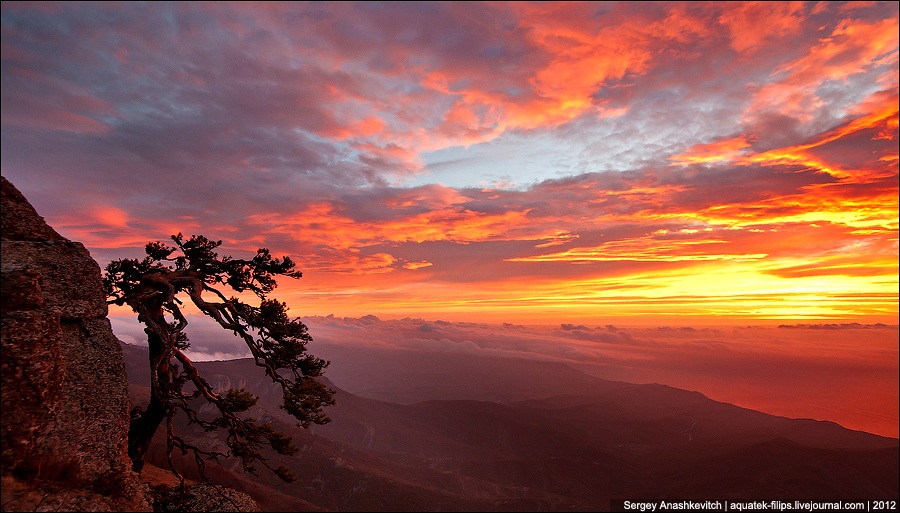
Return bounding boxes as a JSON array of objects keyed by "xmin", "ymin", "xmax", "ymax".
[{"xmin": 1, "ymin": 175, "xmax": 149, "ymax": 511}]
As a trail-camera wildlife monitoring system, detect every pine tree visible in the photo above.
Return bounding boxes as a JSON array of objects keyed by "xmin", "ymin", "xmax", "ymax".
[{"xmin": 104, "ymin": 233, "xmax": 334, "ymax": 486}]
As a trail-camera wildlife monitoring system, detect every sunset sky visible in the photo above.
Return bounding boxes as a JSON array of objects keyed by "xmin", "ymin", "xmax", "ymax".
[
  {"xmin": 2, "ymin": 1, "xmax": 898, "ymax": 437},
  {"xmin": 2, "ymin": 1, "xmax": 897, "ymax": 324}
]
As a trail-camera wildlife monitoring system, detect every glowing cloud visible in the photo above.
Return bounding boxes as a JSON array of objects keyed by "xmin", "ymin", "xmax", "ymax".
[{"xmin": 1, "ymin": 1, "xmax": 896, "ymax": 324}]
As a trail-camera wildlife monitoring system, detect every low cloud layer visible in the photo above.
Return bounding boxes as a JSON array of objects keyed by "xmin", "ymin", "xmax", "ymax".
[
  {"xmin": 289, "ymin": 316, "xmax": 900, "ymax": 439},
  {"xmin": 110, "ymin": 312, "xmax": 898, "ymax": 438}
]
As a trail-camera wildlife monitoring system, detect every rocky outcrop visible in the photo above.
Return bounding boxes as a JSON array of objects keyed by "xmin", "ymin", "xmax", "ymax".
[
  {"xmin": 1, "ymin": 176, "xmax": 149, "ymax": 511},
  {"xmin": 150, "ymin": 483, "xmax": 262, "ymax": 512}
]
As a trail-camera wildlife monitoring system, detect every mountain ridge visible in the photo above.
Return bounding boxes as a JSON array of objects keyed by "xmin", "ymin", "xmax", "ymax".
[{"xmin": 120, "ymin": 342, "xmax": 898, "ymax": 511}]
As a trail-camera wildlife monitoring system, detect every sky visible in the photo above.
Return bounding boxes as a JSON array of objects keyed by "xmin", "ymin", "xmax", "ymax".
[
  {"xmin": 2, "ymin": 3, "xmax": 898, "ymax": 435},
  {"xmin": 2, "ymin": 1, "xmax": 898, "ymax": 325}
]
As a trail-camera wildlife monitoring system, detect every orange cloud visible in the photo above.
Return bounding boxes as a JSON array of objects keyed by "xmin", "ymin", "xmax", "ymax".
[
  {"xmin": 718, "ymin": 1, "xmax": 806, "ymax": 53},
  {"xmin": 668, "ymin": 135, "xmax": 756, "ymax": 165},
  {"xmin": 402, "ymin": 261, "xmax": 433, "ymax": 270},
  {"xmin": 743, "ymin": 87, "xmax": 899, "ymax": 181},
  {"xmin": 322, "ymin": 115, "xmax": 387, "ymax": 140},
  {"xmin": 351, "ymin": 3, "xmax": 714, "ymax": 150},
  {"xmin": 745, "ymin": 15, "xmax": 899, "ymax": 124},
  {"xmin": 507, "ymin": 237, "xmax": 768, "ymax": 263}
]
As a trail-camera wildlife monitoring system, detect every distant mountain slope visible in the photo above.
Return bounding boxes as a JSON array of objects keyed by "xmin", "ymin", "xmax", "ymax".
[
  {"xmin": 121, "ymin": 343, "xmax": 899, "ymax": 511},
  {"xmin": 301, "ymin": 344, "xmax": 623, "ymax": 404}
]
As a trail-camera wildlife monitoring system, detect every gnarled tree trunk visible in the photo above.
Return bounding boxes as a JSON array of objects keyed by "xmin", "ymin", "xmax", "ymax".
[{"xmin": 127, "ymin": 305, "xmax": 173, "ymax": 473}]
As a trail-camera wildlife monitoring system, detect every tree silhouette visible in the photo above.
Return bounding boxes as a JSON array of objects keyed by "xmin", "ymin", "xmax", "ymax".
[{"xmin": 104, "ymin": 233, "xmax": 334, "ymax": 486}]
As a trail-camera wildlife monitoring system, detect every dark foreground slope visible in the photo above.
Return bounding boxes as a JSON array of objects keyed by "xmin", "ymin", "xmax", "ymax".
[{"xmin": 121, "ymin": 344, "xmax": 899, "ymax": 511}]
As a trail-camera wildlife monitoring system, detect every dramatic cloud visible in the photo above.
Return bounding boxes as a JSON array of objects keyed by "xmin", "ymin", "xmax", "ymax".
[{"xmin": 3, "ymin": 2, "xmax": 896, "ymax": 324}]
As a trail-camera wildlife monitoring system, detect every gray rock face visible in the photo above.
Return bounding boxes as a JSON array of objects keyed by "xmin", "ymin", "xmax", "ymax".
[{"xmin": 1, "ymin": 176, "xmax": 149, "ymax": 511}]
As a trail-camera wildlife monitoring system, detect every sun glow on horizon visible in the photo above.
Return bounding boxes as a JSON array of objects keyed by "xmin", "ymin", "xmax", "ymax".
[{"xmin": 3, "ymin": 2, "xmax": 897, "ymax": 345}]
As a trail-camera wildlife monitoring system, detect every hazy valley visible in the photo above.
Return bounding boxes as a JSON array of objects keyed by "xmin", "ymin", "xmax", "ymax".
[{"xmin": 122, "ymin": 343, "xmax": 899, "ymax": 511}]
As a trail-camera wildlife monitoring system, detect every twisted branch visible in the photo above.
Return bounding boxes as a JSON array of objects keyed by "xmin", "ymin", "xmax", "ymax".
[{"xmin": 105, "ymin": 234, "xmax": 332, "ymax": 488}]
